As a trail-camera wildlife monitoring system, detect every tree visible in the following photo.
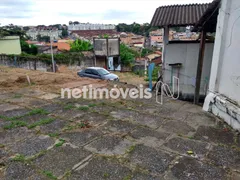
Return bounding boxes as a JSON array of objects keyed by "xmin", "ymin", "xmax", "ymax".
[
  {"xmin": 70, "ymin": 39, "xmax": 93, "ymax": 52},
  {"xmin": 0, "ymin": 25, "xmax": 28, "ymax": 40},
  {"xmin": 37, "ymin": 35, "xmax": 50, "ymax": 42},
  {"xmin": 141, "ymin": 48, "xmax": 153, "ymax": 57},
  {"xmin": 62, "ymin": 29, "xmax": 68, "ymax": 38},
  {"xmin": 120, "ymin": 44, "xmax": 139, "ymax": 66},
  {"xmin": 20, "ymin": 40, "xmax": 38, "ymax": 55}
]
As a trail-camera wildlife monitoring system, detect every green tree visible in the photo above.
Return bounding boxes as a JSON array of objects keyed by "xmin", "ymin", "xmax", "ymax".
[
  {"xmin": 141, "ymin": 48, "xmax": 153, "ymax": 57},
  {"xmin": 62, "ymin": 29, "xmax": 68, "ymax": 38},
  {"xmin": 20, "ymin": 40, "xmax": 38, "ymax": 55},
  {"xmin": 120, "ymin": 44, "xmax": 139, "ymax": 66},
  {"xmin": 70, "ymin": 39, "xmax": 93, "ymax": 52}
]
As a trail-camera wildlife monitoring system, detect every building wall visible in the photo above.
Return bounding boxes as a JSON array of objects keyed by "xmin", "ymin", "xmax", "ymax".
[
  {"xmin": 27, "ymin": 30, "xmax": 62, "ymax": 40},
  {"xmin": 0, "ymin": 36, "xmax": 21, "ymax": 55},
  {"xmin": 163, "ymin": 42, "xmax": 214, "ymax": 100},
  {"xmin": 69, "ymin": 24, "xmax": 115, "ymax": 31},
  {"xmin": 203, "ymin": 0, "xmax": 240, "ymax": 130}
]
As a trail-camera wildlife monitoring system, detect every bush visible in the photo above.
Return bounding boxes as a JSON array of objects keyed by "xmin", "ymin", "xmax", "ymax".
[{"xmin": 145, "ymin": 66, "xmax": 160, "ymax": 81}]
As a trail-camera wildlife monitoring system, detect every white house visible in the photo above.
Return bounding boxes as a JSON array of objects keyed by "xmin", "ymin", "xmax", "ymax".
[{"xmin": 198, "ymin": 0, "xmax": 240, "ymax": 130}]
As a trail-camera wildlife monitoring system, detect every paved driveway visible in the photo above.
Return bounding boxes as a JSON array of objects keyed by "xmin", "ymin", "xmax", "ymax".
[{"xmin": 0, "ymin": 89, "xmax": 239, "ymax": 180}]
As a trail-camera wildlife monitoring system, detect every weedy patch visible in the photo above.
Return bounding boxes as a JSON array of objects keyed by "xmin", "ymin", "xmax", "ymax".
[
  {"xmin": 0, "ymin": 144, "xmax": 5, "ymax": 148},
  {"xmin": 48, "ymin": 133, "xmax": 60, "ymax": 137},
  {"xmin": 126, "ymin": 145, "xmax": 136, "ymax": 154},
  {"xmin": 123, "ymin": 174, "xmax": 132, "ymax": 180},
  {"xmin": 27, "ymin": 108, "xmax": 49, "ymax": 116},
  {"xmin": 42, "ymin": 170, "xmax": 57, "ymax": 180},
  {"xmin": 28, "ymin": 118, "xmax": 55, "ymax": 129},
  {"xmin": 55, "ymin": 139, "xmax": 65, "ymax": 147},
  {"xmin": 103, "ymin": 172, "xmax": 110, "ymax": 178},
  {"xmin": 0, "ymin": 115, "xmax": 22, "ymax": 121},
  {"xmin": 78, "ymin": 120, "xmax": 90, "ymax": 128},
  {"xmin": 13, "ymin": 94, "xmax": 22, "ymax": 98},
  {"xmin": 78, "ymin": 106, "xmax": 89, "ymax": 111},
  {"xmin": 64, "ymin": 104, "xmax": 75, "ymax": 110},
  {"xmin": 88, "ymin": 103, "xmax": 97, "ymax": 108},
  {"xmin": 3, "ymin": 120, "xmax": 27, "ymax": 130},
  {"xmin": 11, "ymin": 154, "xmax": 26, "ymax": 162}
]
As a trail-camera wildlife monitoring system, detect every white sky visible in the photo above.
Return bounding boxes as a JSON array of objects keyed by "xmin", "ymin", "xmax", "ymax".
[{"xmin": 0, "ymin": 0, "xmax": 213, "ymax": 26}]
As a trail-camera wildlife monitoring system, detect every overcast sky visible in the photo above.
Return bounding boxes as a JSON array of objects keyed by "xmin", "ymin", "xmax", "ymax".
[{"xmin": 0, "ymin": 0, "xmax": 213, "ymax": 26}]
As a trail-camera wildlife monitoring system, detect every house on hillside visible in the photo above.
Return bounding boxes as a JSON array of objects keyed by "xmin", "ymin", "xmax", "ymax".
[
  {"xmin": 0, "ymin": 36, "xmax": 21, "ymax": 55},
  {"xmin": 93, "ymin": 38, "xmax": 121, "ymax": 71},
  {"xmin": 151, "ymin": 2, "xmax": 214, "ymax": 101},
  {"xmin": 37, "ymin": 45, "xmax": 58, "ymax": 54}
]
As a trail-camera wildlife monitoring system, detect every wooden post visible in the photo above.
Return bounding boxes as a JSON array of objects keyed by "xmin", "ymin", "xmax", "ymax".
[
  {"xmin": 194, "ymin": 30, "xmax": 207, "ymax": 104},
  {"xmin": 162, "ymin": 26, "xmax": 169, "ymax": 80}
]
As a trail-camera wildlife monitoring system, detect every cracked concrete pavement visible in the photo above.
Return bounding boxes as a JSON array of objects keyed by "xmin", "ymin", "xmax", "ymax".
[{"xmin": 0, "ymin": 88, "xmax": 240, "ymax": 180}]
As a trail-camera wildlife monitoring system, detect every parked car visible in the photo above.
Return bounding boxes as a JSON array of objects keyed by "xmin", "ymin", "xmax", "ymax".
[{"xmin": 77, "ymin": 67, "xmax": 119, "ymax": 81}]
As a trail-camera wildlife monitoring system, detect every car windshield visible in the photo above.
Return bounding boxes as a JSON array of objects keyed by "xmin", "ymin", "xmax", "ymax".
[{"xmin": 97, "ymin": 69, "xmax": 110, "ymax": 75}]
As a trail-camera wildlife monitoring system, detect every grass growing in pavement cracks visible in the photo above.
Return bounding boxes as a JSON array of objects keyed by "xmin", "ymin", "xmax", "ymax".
[
  {"xmin": 12, "ymin": 154, "xmax": 26, "ymax": 162},
  {"xmin": 78, "ymin": 106, "xmax": 89, "ymax": 111},
  {"xmin": 28, "ymin": 118, "xmax": 55, "ymax": 129},
  {"xmin": 0, "ymin": 108, "xmax": 49, "ymax": 121},
  {"xmin": 64, "ymin": 104, "xmax": 75, "ymax": 110},
  {"xmin": 48, "ymin": 133, "xmax": 60, "ymax": 137},
  {"xmin": 3, "ymin": 121, "xmax": 27, "ymax": 130},
  {"xmin": 55, "ymin": 139, "xmax": 65, "ymax": 147},
  {"xmin": 88, "ymin": 103, "xmax": 97, "ymax": 107},
  {"xmin": 13, "ymin": 94, "xmax": 22, "ymax": 98},
  {"xmin": 27, "ymin": 108, "xmax": 49, "ymax": 115},
  {"xmin": 42, "ymin": 170, "xmax": 57, "ymax": 180}
]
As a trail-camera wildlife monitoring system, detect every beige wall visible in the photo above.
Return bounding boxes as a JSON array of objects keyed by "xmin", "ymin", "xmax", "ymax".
[{"xmin": 0, "ymin": 36, "xmax": 21, "ymax": 55}]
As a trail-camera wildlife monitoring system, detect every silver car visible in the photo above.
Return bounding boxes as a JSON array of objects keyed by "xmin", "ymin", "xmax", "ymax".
[{"xmin": 77, "ymin": 67, "xmax": 119, "ymax": 81}]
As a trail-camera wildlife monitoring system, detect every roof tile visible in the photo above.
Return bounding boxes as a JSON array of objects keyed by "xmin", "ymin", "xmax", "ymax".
[{"xmin": 151, "ymin": 3, "xmax": 211, "ymax": 27}]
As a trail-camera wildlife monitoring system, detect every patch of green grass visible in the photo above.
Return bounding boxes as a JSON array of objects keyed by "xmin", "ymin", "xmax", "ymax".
[
  {"xmin": 64, "ymin": 104, "xmax": 75, "ymax": 110},
  {"xmin": 27, "ymin": 108, "xmax": 49, "ymax": 116},
  {"xmin": 13, "ymin": 94, "xmax": 22, "ymax": 98},
  {"xmin": 123, "ymin": 174, "xmax": 132, "ymax": 180},
  {"xmin": 28, "ymin": 118, "xmax": 55, "ymax": 129},
  {"xmin": 12, "ymin": 154, "xmax": 26, "ymax": 162},
  {"xmin": 78, "ymin": 106, "xmax": 89, "ymax": 111},
  {"xmin": 0, "ymin": 144, "xmax": 5, "ymax": 148},
  {"xmin": 78, "ymin": 120, "xmax": 90, "ymax": 128},
  {"xmin": 188, "ymin": 136, "xmax": 194, "ymax": 139},
  {"xmin": 103, "ymin": 172, "xmax": 110, "ymax": 178},
  {"xmin": 3, "ymin": 120, "xmax": 27, "ymax": 130},
  {"xmin": 126, "ymin": 145, "xmax": 136, "ymax": 154},
  {"xmin": 48, "ymin": 133, "xmax": 60, "ymax": 137},
  {"xmin": 63, "ymin": 125, "xmax": 75, "ymax": 131},
  {"xmin": 42, "ymin": 170, "xmax": 57, "ymax": 180},
  {"xmin": 88, "ymin": 103, "xmax": 97, "ymax": 108},
  {"xmin": 55, "ymin": 139, "xmax": 65, "ymax": 147}
]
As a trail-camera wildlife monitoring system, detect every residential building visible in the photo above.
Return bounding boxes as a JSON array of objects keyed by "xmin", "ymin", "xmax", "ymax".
[
  {"xmin": 71, "ymin": 30, "xmax": 119, "ymax": 41},
  {"xmin": 192, "ymin": 0, "xmax": 240, "ymax": 130},
  {"xmin": 38, "ymin": 45, "xmax": 58, "ymax": 54},
  {"xmin": 0, "ymin": 36, "xmax": 21, "ymax": 54},
  {"xmin": 151, "ymin": 2, "xmax": 213, "ymax": 100},
  {"xmin": 27, "ymin": 28, "xmax": 62, "ymax": 40},
  {"xmin": 68, "ymin": 22, "xmax": 115, "ymax": 31},
  {"xmin": 120, "ymin": 33, "xmax": 145, "ymax": 48}
]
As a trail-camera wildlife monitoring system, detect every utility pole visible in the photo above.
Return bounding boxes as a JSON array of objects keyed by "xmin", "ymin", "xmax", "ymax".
[{"xmin": 50, "ymin": 31, "xmax": 55, "ymax": 73}]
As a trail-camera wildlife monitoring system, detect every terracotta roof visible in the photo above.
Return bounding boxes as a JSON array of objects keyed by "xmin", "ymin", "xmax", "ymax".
[
  {"xmin": 58, "ymin": 42, "xmax": 70, "ymax": 51},
  {"xmin": 151, "ymin": 3, "xmax": 211, "ymax": 27}
]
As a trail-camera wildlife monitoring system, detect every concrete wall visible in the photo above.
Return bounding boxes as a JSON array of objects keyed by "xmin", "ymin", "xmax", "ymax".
[
  {"xmin": 163, "ymin": 42, "xmax": 214, "ymax": 100},
  {"xmin": 0, "ymin": 55, "xmax": 47, "ymax": 71},
  {"xmin": 203, "ymin": 0, "xmax": 240, "ymax": 131},
  {"xmin": 0, "ymin": 36, "xmax": 21, "ymax": 55}
]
